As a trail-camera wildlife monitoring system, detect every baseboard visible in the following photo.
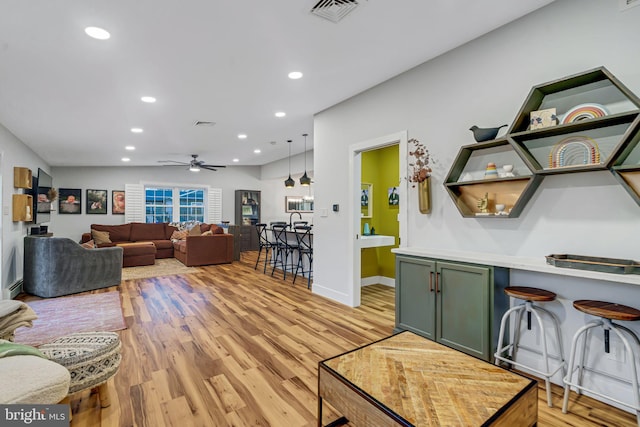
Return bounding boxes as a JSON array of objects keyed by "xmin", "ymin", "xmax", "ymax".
[
  {"xmin": 8, "ymin": 279, "xmax": 23, "ymax": 299},
  {"xmin": 361, "ymin": 276, "xmax": 395, "ymax": 287},
  {"xmin": 312, "ymin": 282, "xmax": 353, "ymax": 307}
]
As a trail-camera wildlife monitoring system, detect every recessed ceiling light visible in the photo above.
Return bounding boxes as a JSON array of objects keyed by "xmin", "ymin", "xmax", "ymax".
[
  {"xmin": 130, "ymin": 128, "xmax": 143, "ymax": 133},
  {"xmin": 254, "ymin": 149, "xmax": 261, "ymax": 154},
  {"xmin": 125, "ymin": 146, "xmax": 136, "ymax": 151},
  {"xmin": 232, "ymin": 158, "xmax": 239, "ymax": 163},
  {"xmin": 121, "ymin": 157, "xmax": 130, "ymax": 162},
  {"xmin": 85, "ymin": 26, "xmax": 110, "ymax": 40},
  {"xmin": 237, "ymin": 133, "xmax": 247, "ymax": 139},
  {"xmin": 275, "ymin": 112, "xmax": 286, "ymax": 118},
  {"xmin": 288, "ymin": 71, "xmax": 303, "ymax": 80},
  {"xmin": 141, "ymin": 96, "xmax": 156, "ymax": 103}
]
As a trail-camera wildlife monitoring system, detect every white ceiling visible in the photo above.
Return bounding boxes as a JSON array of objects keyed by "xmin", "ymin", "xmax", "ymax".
[{"xmin": 0, "ymin": 0, "xmax": 554, "ymax": 168}]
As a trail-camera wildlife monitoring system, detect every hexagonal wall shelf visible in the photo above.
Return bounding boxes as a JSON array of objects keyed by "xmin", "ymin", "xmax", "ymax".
[
  {"xmin": 444, "ymin": 139, "xmax": 543, "ymax": 218},
  {"xmin": 444, "ymin": 67, "xmax": 640, "ymax": 217}
]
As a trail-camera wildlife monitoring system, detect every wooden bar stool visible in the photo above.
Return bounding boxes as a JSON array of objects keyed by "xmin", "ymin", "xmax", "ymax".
[
  {"xmin": 562, "ymin": 300, "xmax": 640, "ymax": 425},
  {"xmin": 494, "ymin": 286, "xmax": 566, "ymax": 407}
]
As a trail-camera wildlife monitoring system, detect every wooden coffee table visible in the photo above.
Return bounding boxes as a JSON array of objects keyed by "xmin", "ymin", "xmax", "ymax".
[{"xmin": 318, "ymin": 331, "xmax": 537, "ymax": 426}]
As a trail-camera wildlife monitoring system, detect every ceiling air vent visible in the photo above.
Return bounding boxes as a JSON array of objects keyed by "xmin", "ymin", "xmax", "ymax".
[
  {"xmin": 310, "ymin": 0, "xmax": 359, "ymax": 23},
  {"xmin": 194, "ymin": 121, "xmax": 216, "ymax": 127}
]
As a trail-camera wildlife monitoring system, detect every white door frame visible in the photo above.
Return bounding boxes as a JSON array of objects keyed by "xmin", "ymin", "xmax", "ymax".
[{"xmin": 348, "ymin": 130, "xmax": 408, "ymax": 307}]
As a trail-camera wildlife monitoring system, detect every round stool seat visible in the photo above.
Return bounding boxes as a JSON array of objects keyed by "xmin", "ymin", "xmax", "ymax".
[
  {"xmin": 504, "ymin": 286, "xmax": 557, "ymax": 302},
  {"xmin": 38, "ymin": 331, "xmax": 121, "ymax": 394},
  {"xmin": 573, "ymin": 300, "xmax": 640, "ymax": 322}
]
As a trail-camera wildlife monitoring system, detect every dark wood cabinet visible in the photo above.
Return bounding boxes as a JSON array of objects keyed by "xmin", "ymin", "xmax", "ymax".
[{"xmin": 234, "ymin": 190, "xmax": 260, "ymax": 251}]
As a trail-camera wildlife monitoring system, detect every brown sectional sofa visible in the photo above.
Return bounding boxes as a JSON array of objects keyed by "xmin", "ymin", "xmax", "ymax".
[{"xmin": 82, "ymin": 222, "xmax": 234, "ymax": 267}]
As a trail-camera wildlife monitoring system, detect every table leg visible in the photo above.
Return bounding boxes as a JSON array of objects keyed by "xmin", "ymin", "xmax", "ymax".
[{"xmin": 318, "ymin": 395, "xmax": 349, "ymax": 427}]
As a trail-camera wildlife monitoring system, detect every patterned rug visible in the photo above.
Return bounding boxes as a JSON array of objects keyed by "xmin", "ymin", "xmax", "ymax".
[
  {"xmin": 14, "ymin": 291, "xmax": 126, "ymax": 347},
  {"xmin": 121, "ymin": 258, "xmax": 201, "ymax": 281}
]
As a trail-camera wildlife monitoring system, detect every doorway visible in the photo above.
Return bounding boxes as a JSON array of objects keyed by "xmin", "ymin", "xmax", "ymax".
[{"xmin": 348, "ymin": 131, "xmax": 408, "ymax": 307}]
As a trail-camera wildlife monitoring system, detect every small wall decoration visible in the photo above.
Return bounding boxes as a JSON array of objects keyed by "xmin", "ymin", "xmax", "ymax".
[
  {"xmin": 484, "ymin": 162, "xmax": 498, "ymax": 178},
  {"xmin": 58, "ymin": 188, "xmax": 81, "ymax": 214},
  {"xmin": 561, "ymin": 103, "xmax": 608, "ymax": 124},
  {"xmin": 388, "ymin": 187, "xmax": 399, "ymax": 205},
  {"xmin": 112, "ymin": 190, "xmax": 125, "ymax": 215},
  {"xmin": 548, "ymin": 136, "xmax": 601, "ymax": 169},
  {"xmin": 86, "ymin": 189, "xmax": 107, "ymax": 214},
  {"xmin": 361, "ymin": 188, "xmax": 369, "ymax": 207},
  {"xmin": 529, "ymin": 108, "xmax": 558, "ymax": 129}
]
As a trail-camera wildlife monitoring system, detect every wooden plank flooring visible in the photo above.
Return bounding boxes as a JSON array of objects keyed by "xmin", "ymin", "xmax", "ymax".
[{"xmin": 29, "ymin": 252, "xmax": 636, "ymax": 426}]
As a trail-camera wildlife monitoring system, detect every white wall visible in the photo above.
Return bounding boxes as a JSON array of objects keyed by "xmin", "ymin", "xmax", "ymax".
[
  {"xmin": 313, "ymin": 0, "xmax": 640, "ymax": 302},
  {"xmin": 312, "ymin": 0, "xmax": 640, "ymax": 409},
  {"xmin": 0, "ymin": 123, "xmax": 50, "ymax": 297},
  {"xmin": 261, "ymin": 151, "xmax": 314, "ymax": 226}
]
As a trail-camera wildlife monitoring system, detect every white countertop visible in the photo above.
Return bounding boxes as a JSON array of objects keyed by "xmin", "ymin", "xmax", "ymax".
[
  {"xmin": 359, "ymin": 235, "xmax": 395, "ymax": 248},
  {"xmin": 392, "ymin": 247, "xmax": 640, "ymax": 286}
]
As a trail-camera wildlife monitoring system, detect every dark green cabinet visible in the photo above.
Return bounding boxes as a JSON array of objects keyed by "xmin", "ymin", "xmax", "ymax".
[{"xmin": 395, "ymin": 255, "xmax": 509, "ymax": 361}]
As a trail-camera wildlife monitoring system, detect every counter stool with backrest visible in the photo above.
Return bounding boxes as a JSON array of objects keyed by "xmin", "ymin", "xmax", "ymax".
[
  {"xmin": 271, "ymin": 224, "xmax": 293, "ymax": 279},
  {"xmin": 562, "ymin": 300, "xmax": 640, "ymax": 425},
  {"xmin": 254, "ymin": 224, "xmax": 275, "ymax": 273},
  {"xmin": 494, "ymin": 286, "xmax": 566, "ymax": 407},
  {"xmin": 293, "ymin": 226, "xmax": 313, "ymax": 289}
]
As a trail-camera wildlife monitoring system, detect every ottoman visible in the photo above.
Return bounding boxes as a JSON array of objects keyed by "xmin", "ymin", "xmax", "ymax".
[
  {"xmin": 116, "ymin": 241, "xmax": 156, "ymax": 267},
  {"xmin": 0, "ymin": 354, "xmax": 70, "ymax": 404},
  {"xmin": 38, "ymin": 332, "xmax": 122, "ymax": 408}
]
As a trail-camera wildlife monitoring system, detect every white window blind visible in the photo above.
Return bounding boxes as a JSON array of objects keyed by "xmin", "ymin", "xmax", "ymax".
[
  {"xmin": 208, "ymin": 188, "xmax": 222, "ymax": 223},
  {"xmin": 124, "ymin": 183, "xmax": 144, "ymax": 223}
]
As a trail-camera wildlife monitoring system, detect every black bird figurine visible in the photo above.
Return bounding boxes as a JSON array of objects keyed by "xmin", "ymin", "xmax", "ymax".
[{"xmin": 469, "ymin": 124, "xmax": 508, "ymax": 142}]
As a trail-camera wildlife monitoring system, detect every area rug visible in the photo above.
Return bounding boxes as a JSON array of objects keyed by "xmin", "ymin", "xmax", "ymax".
[
  {"xmin": 14, "ymin": 292, "xmax": 126, "ymax": 347},
  {"xmin": 121, "ymin": 258, "xmax": 201, "ymax": 281}
]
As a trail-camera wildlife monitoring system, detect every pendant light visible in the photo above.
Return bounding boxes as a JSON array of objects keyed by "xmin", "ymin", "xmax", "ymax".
[
  {"xmin": 284, "ymin": 139, "xmax": 295, "ymax": 188},
  {"xmin": 300, "ymin": 133, "xmax": 311, "ymax": 186}
]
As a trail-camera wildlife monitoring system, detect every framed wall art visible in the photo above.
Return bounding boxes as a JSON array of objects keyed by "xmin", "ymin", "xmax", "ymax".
[
  {"xmin": 86, "ymin": 189, "xmax": 107, "ymax": 214},
  {"xmin": 58, "ymin": 188, "xmax": 82, "ymax": 214},
  {"xmin": 285, "ymin": 196, "xmax": 314, "ymax": 213},
  {"xmin": 112, "ymin": 190, "xmax": 125, "ymax": 214}
]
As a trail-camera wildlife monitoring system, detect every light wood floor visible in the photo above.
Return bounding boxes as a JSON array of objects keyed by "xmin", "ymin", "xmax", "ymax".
[{"xmin": 46, "ymin": 252, "xmax": 636, "ymax": 426}]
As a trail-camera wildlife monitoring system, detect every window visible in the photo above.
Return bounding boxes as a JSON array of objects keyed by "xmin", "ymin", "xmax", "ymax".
[
  {"xmin": 179, "ymin": 189, "xmax": 204, "ymax": 221},
  {"xmin": 145, "ymin": 187, "xmax": 205, "ymax": 223}
]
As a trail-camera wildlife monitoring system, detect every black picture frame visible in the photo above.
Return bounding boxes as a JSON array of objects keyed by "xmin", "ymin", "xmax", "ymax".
[
  {"xmin": 86, "ymin": 189, "xmax": 108, "ymax": 214},
  {"xmin": 58, "ymin": 188, "xmax": 82, "ymax": 214}
]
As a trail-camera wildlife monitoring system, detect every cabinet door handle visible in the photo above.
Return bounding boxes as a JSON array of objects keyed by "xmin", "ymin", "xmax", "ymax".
[
  {"xmin": 429, "ymin": 272, "xmax": 434, "ymax": 292},
  {"xmin": 435, "ymin": 272, "xmax": 440, "ymax": 293}
]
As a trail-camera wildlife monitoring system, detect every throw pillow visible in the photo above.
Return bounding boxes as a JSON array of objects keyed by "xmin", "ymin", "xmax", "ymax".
[
  {"xmin": 201, "ymin": 230, "xmax": 213, "ymax": 236},
  {"xmin": 91, "ymin": 230, "xmax": 111, "ymax": 245},
  {"xmin": 188, "ymin": 225, "xmax": 202, "ymax": 236},
  {"xmin": 81, "ymin": 239, "xmax": 95, "ymax": 249},
  {"xmin": 170, "ymin": 230, "xmax": 188, "ymax": 241}
]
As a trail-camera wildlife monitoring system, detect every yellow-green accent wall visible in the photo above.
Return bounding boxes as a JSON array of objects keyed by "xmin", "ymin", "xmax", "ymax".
[{"xmin": 361, "ymin": 144, "xmax": 399, "ymax": 280}]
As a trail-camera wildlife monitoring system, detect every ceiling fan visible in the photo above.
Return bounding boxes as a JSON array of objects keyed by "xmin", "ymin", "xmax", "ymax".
[{"xmin": 158, "ymin": 154, "xmax": 226, "ymax": 172}]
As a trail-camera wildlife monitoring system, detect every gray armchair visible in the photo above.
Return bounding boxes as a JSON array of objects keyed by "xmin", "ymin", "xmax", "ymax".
[{"xmin": 23, "ymin": 236, "xmax": 123, "ymax": 298}]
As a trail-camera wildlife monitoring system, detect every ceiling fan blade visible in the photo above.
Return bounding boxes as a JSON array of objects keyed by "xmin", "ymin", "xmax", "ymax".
[
  {"xmin": 201, "ymin": 165, "xmax": 218, "ymax": 171},
  {"xmin": 158, "ymin": 160, "xmax": 189, "ymax": 165},
  {"xmin": 202, "ymin": 164, "xmax": 226, "ymax": 168}
]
